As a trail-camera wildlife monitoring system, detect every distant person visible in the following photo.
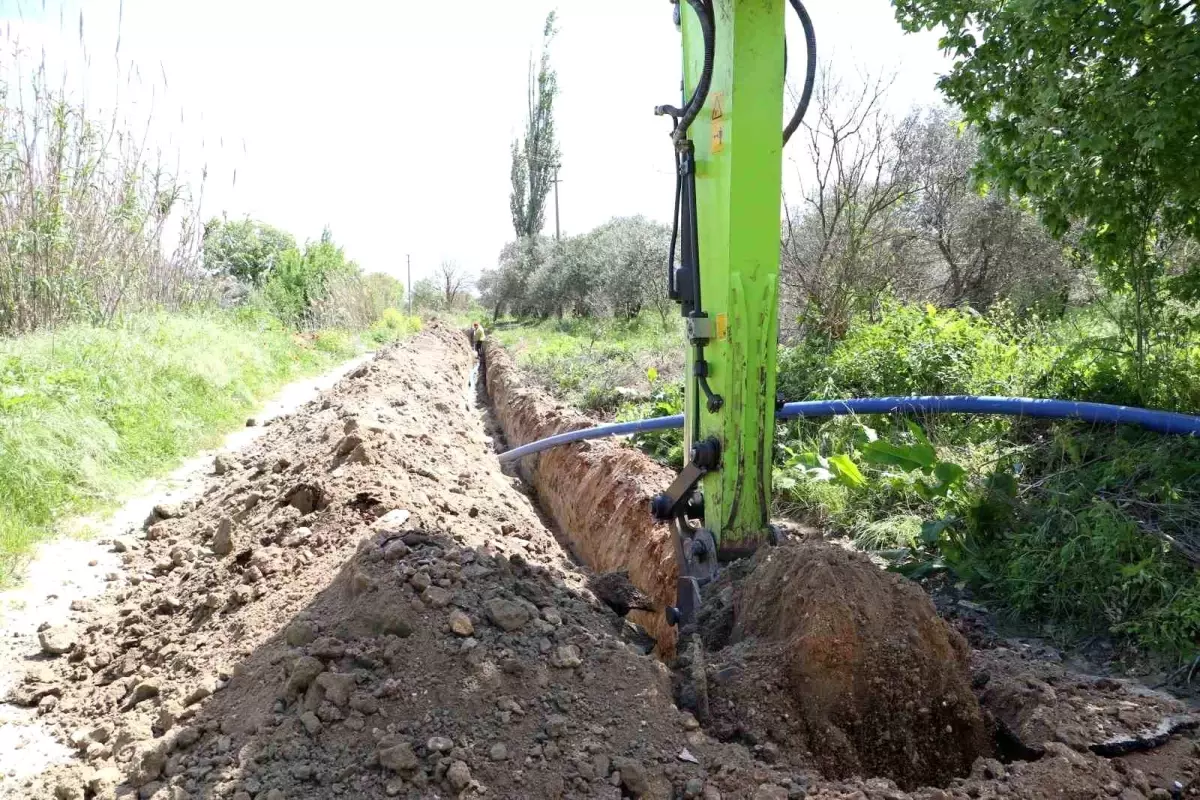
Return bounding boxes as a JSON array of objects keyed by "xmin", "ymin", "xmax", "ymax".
[{"xmin": 471, "ymin": 322, "xmax": 487, "ymax": 387}]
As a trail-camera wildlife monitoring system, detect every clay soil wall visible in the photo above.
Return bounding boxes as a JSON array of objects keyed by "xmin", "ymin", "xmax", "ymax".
[{"xmin": 483, "ymin": 341, "xmax": 679, "ymax": 652}]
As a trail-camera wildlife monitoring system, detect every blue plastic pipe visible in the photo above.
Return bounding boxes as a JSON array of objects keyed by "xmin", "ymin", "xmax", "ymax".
[{"xmin": 496, "ymin": 395, "xmax": 1200, "ymax": 463}]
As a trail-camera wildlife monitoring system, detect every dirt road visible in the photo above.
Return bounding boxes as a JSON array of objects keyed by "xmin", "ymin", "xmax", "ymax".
[{"xmin": 4, "ymin": 323, "xmax": 1199, "ymax": 800}]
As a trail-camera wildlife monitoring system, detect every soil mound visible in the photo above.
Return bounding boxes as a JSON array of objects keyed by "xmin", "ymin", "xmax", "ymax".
[{"xmin": 695, "ymin": 542, "xmax": 989, "ymax": 789}]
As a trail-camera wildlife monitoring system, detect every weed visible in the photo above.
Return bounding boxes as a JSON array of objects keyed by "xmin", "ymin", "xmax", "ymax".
[{"xmin": 367, "ymin": 308, "xmax": 423, "ymax": 345}]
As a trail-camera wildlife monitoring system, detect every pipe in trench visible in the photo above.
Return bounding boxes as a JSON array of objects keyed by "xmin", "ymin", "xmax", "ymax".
[{"xmin": 498, "ymin": 395, "xmax": 1200, "ymax": 464}]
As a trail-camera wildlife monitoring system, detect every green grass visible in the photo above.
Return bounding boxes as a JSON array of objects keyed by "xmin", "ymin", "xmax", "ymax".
[
  {"xmin": 0, "ymin": 311, "xmax": 360, "ymax": 583},
  {"xmin": 494, "ymin": 315, "xmax": 684, "ymax": 414}
]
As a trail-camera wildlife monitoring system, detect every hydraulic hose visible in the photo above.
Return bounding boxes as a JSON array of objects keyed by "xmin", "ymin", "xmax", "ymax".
[
  {"xmin": 782, "ymin": 0, "xmax": 816, "ymax": 146},
  {"xmin": 667, "ymin": 163, "xmax": 681, "ymax": 299},
  {"xmin": 657, "ymin": 0, "xmax": 716, "ymax": 141},
  {"xmin": 677, "ymin": 0, "xmax": 715, "ymax": 139},
  {"xmin": 497, "ymin": 395, "xmax": 1200, "ymax": 463}
]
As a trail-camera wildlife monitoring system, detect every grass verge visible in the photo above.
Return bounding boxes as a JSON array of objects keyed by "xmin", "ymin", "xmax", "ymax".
[{"xmin": 0, "ymin": 311, "xmax": 360, "ymax": 583}]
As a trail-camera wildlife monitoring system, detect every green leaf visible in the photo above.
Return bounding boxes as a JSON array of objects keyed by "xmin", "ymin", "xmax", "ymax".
[
  {"xmin": 906, "ymin": 420, "xmax": 931, "ymax": 446},
  {"xmin": 891, "ymin": 558, "xmax": 948, "ymax": 581},
  {"xmin": 773, "ymin": 475, "xmax": 797, "ymax": 492},
  {"xmin": 860, "ymin": 439, "xmax": 937, "ymax": 472},
  {"xmin": 857, "ymin": 424, "xmax": 879, "ymax": 443},
  {"xmin": 792, "ymin": 451, "xmax": 825, "ymax": 469},
  {"xmin": 920, "ymin": 518, "xmax": 950, "ymax": 546},
  {"xmin": 933, "ymin": 461, "xmax": 966, "ymax": 487},
  {"xmin": 828, "ymin": 454, "xmax": 866, "ymax": 488},
  {"xmin": 645, "ymin": 367, "xmax": 658, "ymax": 383}
]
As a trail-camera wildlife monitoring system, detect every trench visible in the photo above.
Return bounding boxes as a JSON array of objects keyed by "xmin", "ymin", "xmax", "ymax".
[
  {"xmin": 478, "ymin": 338, "xmax": 681, "ymax": 655},
  {"xmin": 476, "ymin": 337, "xmax": 1200, "ymax": 793}
]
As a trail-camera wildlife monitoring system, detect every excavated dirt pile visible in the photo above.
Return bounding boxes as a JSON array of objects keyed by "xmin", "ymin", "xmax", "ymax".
[{"xmin": 689, "ymin": 543, "xmax": 988, "ymax": 790}]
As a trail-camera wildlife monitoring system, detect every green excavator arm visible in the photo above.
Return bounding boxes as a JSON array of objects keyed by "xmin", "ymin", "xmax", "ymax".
[{"xmin": 651, "ymin": 0, "xmax": 813, "ymax": 624}]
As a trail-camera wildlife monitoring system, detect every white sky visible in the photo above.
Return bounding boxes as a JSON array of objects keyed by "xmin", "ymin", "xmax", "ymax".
[{"xmin": 0, "ymin": 0, "xmax": 951, "ymax": 286}]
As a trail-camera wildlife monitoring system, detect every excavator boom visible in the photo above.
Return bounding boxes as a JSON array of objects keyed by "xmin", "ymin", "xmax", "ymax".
[{"xmin": 653, "ymin": 0, "xmax": 813, "ymax": 623}]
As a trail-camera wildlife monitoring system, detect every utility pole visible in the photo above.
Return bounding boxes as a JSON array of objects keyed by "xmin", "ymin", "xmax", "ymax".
[
  {"xmin": 551, "ymin": 165, "xmax": 562, "ymax": 241},
  {"xmin": 406, "ymin": 254, "xmax": 412, "ymax": 316}
]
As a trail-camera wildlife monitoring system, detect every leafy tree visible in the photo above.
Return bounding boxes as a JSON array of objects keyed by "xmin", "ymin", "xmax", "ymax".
[
  {"xmin": 410, "ymin": 278, "xmax": 442, "ymax": 311},
  {"xmin": 479, "ymin": 237, "xmax": 546, "ymax": 321},
  {"xmin": 362, "ymin": 272, "xmax": 404, "ymax": 308},
  {"xmin": 480, "ymin": 218, "xmax": 671, "ymax": 323},
  {"xmin": 203, "ymin": 217, "xmax": 296, "ymax": 285},
  {"xmin": 895, "ymin": 0, "xmax": 1200, "ymax": 390},
  {"xmin": 510, "ymin": 12, "xmax": 560, "ymax": 239},
  {"xmin": 589, "ymin": 216, "xmax": 672, "ymax": 322},
  {"xmin": 902, "ymin": 107, "xmax": 1072, "ymax": 313},
  {"xmin": 263, "ymin": 228, "xmax": 357, "ymax": 326}
]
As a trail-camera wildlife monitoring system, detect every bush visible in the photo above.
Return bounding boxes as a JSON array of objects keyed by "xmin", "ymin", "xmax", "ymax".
[
  {"xmin": 779, "ymin": 302, "xmax": 1045, "ymax": 401},
  {"xmin": 772, "ymin": 302, "xmax": 1200, "ymax": 658},
  {"xmin": 953, "ymin": 430, "xmax": 1200, "ymax": 656},
  {"xmin": 203, "ymin": 218, "xmax": 296, "ymax": 286},
  {"xmin": 367, "ymin": 308, "xmax": 422, "ymax": 345},
  {"xmin": 262, "ymin": 233, "xmax": 358, "ymax": 327}
]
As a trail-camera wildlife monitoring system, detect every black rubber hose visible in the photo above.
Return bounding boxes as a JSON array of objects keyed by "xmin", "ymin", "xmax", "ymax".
[
  {"xmin": 674, "ymin": 0, "xmax": 715, "ymax": 141},
  {"xmin": 667, "ymin": 154, "xmax": 681, "ymax": 299},
  {"xmin": 782, "ymin": 0, "xmax": 816, "ymax": 146}
]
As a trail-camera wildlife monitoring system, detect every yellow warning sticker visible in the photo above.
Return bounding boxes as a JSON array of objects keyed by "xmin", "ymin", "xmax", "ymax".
[
  {"xmin": 716, "ymin": 313, "xmax": 728, "ymax": 340},
  {"xmin": 711, "ymin": 91, "xmax": 726, "ymax": 154}
]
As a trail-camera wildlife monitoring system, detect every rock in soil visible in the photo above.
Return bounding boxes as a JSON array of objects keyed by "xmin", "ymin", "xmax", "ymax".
[
  {"xmin": 37, "ymin": 624, "xmax": 77, "ymax": 656},
  {"xmin": 974, "ymin": 646, "xmax": 1200, "ymax": 757}
]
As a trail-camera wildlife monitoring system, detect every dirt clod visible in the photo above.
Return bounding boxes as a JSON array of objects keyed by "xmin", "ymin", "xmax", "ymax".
[
  {"xmin": 448, "ymin": 609, "xmax": 474, "ymax": 636},
  {"xmin": 484, "ymin": 597, "xmax": 530, "ymax": 631},
  {"xmin": 211, "ymin": 516, "xmax": 234, "ymax": 555},
  {"xmin": 378, "ymin": 742, "xmax": 418, "ymax": 773},
  {"xmin": 446, "ymin": 759, "xmax": 471, "ymax": 791},
  {"xmin": 38, "ymin": 624, "xmax": 78, "ymax": 655},
  {"xmin": 213, "ymin": 454, "xmax": 240, "ymax": 475}
]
